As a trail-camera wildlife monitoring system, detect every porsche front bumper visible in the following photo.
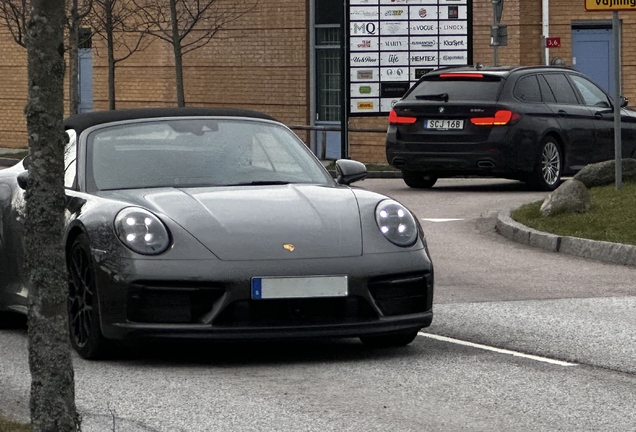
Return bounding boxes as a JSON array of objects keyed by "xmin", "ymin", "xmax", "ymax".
[{"xmin": 94, "ymin": 249, "xmax": 434, "ymax": 341}]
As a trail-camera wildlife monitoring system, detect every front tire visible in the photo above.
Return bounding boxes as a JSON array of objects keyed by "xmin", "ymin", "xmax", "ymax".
[
  {"xmin": 68, "ymin": 234, "xmax": 109, "ymax": 360},
  {"xmin": 0, "ymin": 311, "xmax": 26, "ymax": 329},
  {"xmin": 360, "ymin": 330, "xmax": 419, "ymax": 348},
  {"xmin": 402, "ymin": 171, "xmax": 438, "ymax": 189},
  {"xmin": 527, "ymin": 137, "xmax": 562, "ymax": 191}
]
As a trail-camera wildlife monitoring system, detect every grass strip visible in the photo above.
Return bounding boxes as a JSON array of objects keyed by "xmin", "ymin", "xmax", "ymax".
[
  {"xmin": 511, "ymin": 181, "xmax": 636, "ymax": 246},
  {"xmin": 0, "ymin": 415, "xmax": 30, "ymax": 432}
]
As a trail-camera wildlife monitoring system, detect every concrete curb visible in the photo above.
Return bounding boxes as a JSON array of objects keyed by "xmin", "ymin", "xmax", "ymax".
[
  {"xmin": 366, "ymin": 171, "xmax": 402, "ymax": 179},
  {"xmin": 496, "ymin": 210, "xmax": 636, "ymax": 267}
]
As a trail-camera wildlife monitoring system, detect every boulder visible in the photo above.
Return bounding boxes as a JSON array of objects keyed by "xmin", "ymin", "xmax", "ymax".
[
  {"xmin": 573, "ymin": 158, "xmax": 636, "ymax": 188},
  {"xmin": 540, "ymin": 179, "xmax": 591, "ymax": 217}
]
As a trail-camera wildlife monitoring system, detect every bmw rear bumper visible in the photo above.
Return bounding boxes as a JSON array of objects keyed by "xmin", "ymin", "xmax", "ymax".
[{"xmin": 385, "ymin": 126, "xmax": 535, "ymax": 177}]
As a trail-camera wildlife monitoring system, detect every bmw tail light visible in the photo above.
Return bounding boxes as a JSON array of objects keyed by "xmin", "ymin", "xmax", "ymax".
[
  {"xmin": 470, "ymin": 110, "xmax": 520, "ymax": 126},
  {"xmin": 439, "ymin": 73, "xmax": 484, "ymax": 79},
  {"xmin": 389, "ymin": 110, "xmax": 417, "ymax": 125}
]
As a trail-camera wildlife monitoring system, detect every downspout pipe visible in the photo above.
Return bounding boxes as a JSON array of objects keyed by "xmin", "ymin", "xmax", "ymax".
[
  {"xmin": 309, "ymin": 0, "xmax": 317, "ymax": 154},
  {"xmin": 542, "ymin": 0, "xmax": 549, "ymax": 65}
]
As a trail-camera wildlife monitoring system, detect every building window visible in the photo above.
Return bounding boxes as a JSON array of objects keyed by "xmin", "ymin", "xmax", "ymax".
[
  {"xmin": 316, "ymin": 25, "xmax": 341, "ymax": 122},
  {"xmin": 79, "ymin": 27, "xmax": 92, "ymax": 49}
]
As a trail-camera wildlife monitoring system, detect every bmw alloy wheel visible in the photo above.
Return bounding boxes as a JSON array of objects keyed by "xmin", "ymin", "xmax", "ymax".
[
  {"xmin": 527, "ymin": 138, "xmax": 563, "ymax": 191},
  {"xmin": 541, "ymin": 141, "xmax": 561, "ymax": 187}
]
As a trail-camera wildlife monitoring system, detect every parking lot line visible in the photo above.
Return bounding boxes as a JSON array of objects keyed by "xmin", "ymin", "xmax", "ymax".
[
  {"xmin": 421, "ymin": 218, "xmax": 464, "ymax": 222},
  {"xmin": 418, "ymin": 332, "xmax": 578, "ymax": 367}
]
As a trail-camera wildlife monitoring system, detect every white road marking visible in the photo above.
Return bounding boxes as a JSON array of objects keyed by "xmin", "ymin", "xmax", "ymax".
[
  {"xmin": 418, "ymin": 332, "xmax": 578, "ymax": 367},
  {"xmin": 421, "ymin": 218, "xmax": 464, "ymax": 222}
]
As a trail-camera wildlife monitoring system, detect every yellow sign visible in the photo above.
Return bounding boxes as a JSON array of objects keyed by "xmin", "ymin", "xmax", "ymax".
[
  {"xmin": 357, "ymin": 101, "xmax": 374, "ymax": 110},
  {"xmin": 585, "ymin": 0, "xmax": 636, "ymax": 11}
]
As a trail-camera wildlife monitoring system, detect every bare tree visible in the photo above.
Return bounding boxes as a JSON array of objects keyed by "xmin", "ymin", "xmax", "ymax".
[
  {"xmin": 0, "ymin": 0, "xmax": 92, "ymax": 114},
  {"xmin": 0, "ymin": 0, "xmax": 29, "ymax": 46},
  {"xmin": 25, "ymin": 0, "xmax": 79, "ymax": 430},
  {"xmin": 134, "ymin": 0, "xmax": 256, "ymax": 107},
  {"xmin": 89, "ymin": 0, "xmax": 152, "ymax": 109}
]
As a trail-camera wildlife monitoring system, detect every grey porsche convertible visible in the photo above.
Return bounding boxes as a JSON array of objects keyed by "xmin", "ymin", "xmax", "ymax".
[{"xmin": 0, "ymin": 108, "xmax": 434, "ymax": 359}]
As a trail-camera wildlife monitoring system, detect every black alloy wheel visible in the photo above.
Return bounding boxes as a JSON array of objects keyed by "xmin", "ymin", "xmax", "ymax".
[
  {"xmin": 402, "ymin": 171, "xmax": 438, "ymax": 189},
  {"xmin": 528, "ymin": 137, "xmax": 562, "ymax": 191},
  {"xmin": 68, "ymin": 234, "xmax": 108, "ymax": 359},
  {"xmin": 360, "ymin": 330, "xmax": 419, "ymax": 348}
]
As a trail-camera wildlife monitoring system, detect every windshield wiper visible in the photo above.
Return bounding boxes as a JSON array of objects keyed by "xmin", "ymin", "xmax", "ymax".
[
  {"xmin": 415, "ymin": 93, "xmax": 449, "ymax": 102},
  {"xmin": 225, "ymin": 181, "xmax": 291, "ymax": 186}
]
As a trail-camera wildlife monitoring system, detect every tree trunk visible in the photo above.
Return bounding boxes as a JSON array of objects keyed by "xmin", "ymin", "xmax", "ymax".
[
  {"xmin": 25, "ymin": 1, "xmax": 79, "ymax": 431},
  {"xmin": 106, "ymin": 0, "xmax": 116, "ymax": 110},
  {"xmin": 169, "ymin": 0, "xmax": 185, "ymax": 107},
  {"xmin": 69, "ymin": 0, "xmax": 80, "ymax": 115}
]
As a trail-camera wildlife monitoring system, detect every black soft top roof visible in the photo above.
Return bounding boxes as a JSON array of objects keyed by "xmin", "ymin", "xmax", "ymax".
[{"xmin": 64, "ymin": 107, "xmax": 277, "ymax": 135}]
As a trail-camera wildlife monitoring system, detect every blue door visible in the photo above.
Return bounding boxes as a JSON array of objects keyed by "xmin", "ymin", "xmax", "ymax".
[
  {"xmin": 78, "ymin": 48, "xmax": 93, "ymax": 113},
  {"xmin": 571, "ymin": 27, "xmax": 614, "ymax": 94}
]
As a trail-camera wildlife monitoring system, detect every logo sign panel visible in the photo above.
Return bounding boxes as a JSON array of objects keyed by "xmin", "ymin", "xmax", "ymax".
[
  {"xmin": 350, "ymin": 68, "xmax": 379, "ymax": 82},
  {"xmin": 585, "ymin": 0, "xmax": 636, "ymax": 11},
  {"xmin": 352, "ymin": 82, "xmax": 380, "ymax": 97},
  {"xmin": 381, "ymin": 51, "xmax": 409, "ymax": 66},
  {"xmin": 348, "ymin": 0, "xmax": 472, "ymax": 115},
  {"xmin": 380, "ymin": 37, "xmax": 409, "ymax": 50},
  {"xmin": 351, "ymin": 99, "xmax": 377, "ymax": 114},
  {"xmin": 380, "ymin": 67, "xmax": 406, "ymax": 80},
  {"xmin": 351, "ymin": 37, "xmax": 380, "ymax": 51},
  {"xmin": 380, "ymin": 82, "xmax": 410, "ymax": 98}
]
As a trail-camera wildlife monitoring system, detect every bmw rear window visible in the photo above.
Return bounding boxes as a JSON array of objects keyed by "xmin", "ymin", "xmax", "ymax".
[{"xmin": 404, "ymin": 76, "xmax": 504, "ymax": 102}]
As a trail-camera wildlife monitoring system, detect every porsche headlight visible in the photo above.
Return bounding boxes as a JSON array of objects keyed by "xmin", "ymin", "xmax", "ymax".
[
  {"xmin": 114, "ymin": 208, "xmax": 171, "ymax": 255},
  {"xmin": 375, "ymin": 200, "xmax": 418, "ymax": 247}
]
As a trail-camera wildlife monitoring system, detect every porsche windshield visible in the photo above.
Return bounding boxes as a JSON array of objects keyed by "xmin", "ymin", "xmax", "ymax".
[{"xmin": 86, "ymin": 118, "xmax": 332, "ymax": 191}]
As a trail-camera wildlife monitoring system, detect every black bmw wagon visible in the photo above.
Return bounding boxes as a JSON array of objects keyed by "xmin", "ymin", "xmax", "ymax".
[{"xmin": 385, "ymin": 65, "xmax": 636, "ymax": 190}]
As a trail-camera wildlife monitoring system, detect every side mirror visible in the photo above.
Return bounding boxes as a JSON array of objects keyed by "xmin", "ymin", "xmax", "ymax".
[
  {"xmin": 335, "ymin": 159, "xmax": 367, "ymax": 185},
  {"xmin": 17, "ymin": 170, "xmax": 29, "ymax": 190},
  {"xmin": 621, "ymin": 96, "xmax": 629, "ymax": 107}
]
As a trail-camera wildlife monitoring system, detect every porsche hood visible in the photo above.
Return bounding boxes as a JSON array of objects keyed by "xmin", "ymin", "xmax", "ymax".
[{"xmin": 126, "ymin": 185, "xmax": 363, "ymax": 260}]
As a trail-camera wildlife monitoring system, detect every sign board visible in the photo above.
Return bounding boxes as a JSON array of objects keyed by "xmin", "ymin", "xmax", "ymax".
[
  {"xmin": 546, "ymin": 37, "xmax": 561, "ymax": 48},
  {"xmin": 347, "ymin": 0, "xmax": 472, "ymax": 115},
  {"xmin": 585, "ymin": 0, "xmax": 636, "ymax": 11}
]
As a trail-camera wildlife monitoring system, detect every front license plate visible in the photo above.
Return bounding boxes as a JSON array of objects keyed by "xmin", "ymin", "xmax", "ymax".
[
  {"xmin": 424, "ymin": 119, "xmax": 464, "ymax": 130},
  {"xmin": 251, "ymin": 276, "xmax": 348, "ymax": 300}
]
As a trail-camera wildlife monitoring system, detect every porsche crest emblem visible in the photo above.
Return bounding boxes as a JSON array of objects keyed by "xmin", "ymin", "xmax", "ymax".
[{"xmin": 283, "ymin": 244, "xmax": 295, "ymax": 252}]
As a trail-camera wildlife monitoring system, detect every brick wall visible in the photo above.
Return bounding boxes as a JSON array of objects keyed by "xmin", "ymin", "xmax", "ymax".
[
  {"xmin": 0, "ymin": 27, "xmax": 28, "ymax": 149},
  {"xmin": 91, "ymin": 0, "xmax": 309, "ymax": 129}
]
